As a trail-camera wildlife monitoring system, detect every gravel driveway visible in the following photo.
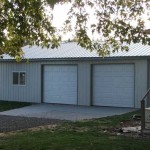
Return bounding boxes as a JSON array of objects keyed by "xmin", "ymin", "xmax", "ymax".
[{"xmin": 0, "ymin": 115, "xmax": 64, "ymax": 133}]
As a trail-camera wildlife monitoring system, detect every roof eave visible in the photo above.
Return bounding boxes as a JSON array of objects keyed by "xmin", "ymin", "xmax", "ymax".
[{"xmin": 0, "ymin": 56, "xmax": 150, "ymax": 62}]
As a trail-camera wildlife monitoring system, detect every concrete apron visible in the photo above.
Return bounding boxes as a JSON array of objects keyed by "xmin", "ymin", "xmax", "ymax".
[{"xmin": 0, "ymin": 104, "xmax": 136, "ymax": 121}]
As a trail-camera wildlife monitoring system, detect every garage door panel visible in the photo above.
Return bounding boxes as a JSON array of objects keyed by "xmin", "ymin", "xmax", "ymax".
[
  {"xmin": 93, "ymin": 64, "xmax": 134, "ymax": 107},
  {"xmin": 44, "ymin": 65, "xmax": 77, "ymax": 105}
]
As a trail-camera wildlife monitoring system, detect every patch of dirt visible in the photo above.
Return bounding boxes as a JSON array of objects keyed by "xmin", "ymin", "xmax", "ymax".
[
  {"xmin": 119, "ymin": 120, "xmax": 141, "ymax": 127},
  {"xmin": 103, "ymin": 119, "xmax": 150, "ymax": 139},
  {"xmin": 27, "ymin": 124, "xmax": 58, "ymax": 132}
]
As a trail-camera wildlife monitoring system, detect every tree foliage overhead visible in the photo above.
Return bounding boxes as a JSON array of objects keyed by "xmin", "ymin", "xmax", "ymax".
[
  {"xmin": 0, "ymin": 0, "xmax": 150, "ymax": 59},
  {"xmin": 64, "ymin": 0, "xmax": 150, "ymax": 56},
  {"xmin": 0, "ymin": 0, "xmax": 61, "ymax": 59}
]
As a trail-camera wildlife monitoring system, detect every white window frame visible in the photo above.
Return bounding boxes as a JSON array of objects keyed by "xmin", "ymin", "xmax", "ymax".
[{"xmin": 12, "ymin": 71, "xmax": 26, "ymax": 86}]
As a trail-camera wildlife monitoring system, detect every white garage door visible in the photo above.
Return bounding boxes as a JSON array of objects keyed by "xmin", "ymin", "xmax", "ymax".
[
  {"xmin": 92, "ymin": 64, "xmax": 134, "ymax": 107},
  {"xmin": 44, "ymin": 65, "xmax": 77, "ymax": 104}
]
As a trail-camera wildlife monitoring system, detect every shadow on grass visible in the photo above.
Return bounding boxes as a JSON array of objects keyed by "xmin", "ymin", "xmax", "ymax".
[{"xmin": 0, "ymin": 100, "xmax": 32, "ymax": 112}]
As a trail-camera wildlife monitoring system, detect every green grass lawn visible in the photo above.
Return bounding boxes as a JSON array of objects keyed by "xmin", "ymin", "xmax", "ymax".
[
  {"xmin": 0, "ymin": 130, "xmax": 149, "ymax": 150},
  {"xmin": 0, "ymin": 109, "xmax": 149, "ymax": 150},
  {"xmin": 0, "ymin": 100, "xmax": 31, "ymax": 112}
]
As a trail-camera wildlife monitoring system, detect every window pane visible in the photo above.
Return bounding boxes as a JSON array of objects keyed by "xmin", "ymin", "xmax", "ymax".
[
  {"xmin": 13, "ymin": 72, "xmax": 19, "ymax": 85},
  {"xmin": 20, "ymin": 72, "xmax": 26, "ymax": 85}
]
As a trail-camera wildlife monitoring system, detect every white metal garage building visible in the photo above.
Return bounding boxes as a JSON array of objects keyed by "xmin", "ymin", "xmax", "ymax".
[{"xmin": 0, "ymin": 42, "xmax": 150, "ymax": 108}]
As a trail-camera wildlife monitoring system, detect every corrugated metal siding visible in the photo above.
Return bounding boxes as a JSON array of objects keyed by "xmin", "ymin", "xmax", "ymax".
[
  {"xmin": 148, "ymin": 60, "xmax": 150, "ymax": 107},
  {"xmin": 0, "ymin": 62, "xmax": 41, "ymax": 103},
  {"xmin": 134, "ymin": 60, "xmax": 147, "ymax": 108},
  {"xmin": 0, "ymin": 59, "xmax": 148, "ymax": 108},
  {"xmin": 78, "ymin": 62, "xmax": 91, "ymax": 106}
]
